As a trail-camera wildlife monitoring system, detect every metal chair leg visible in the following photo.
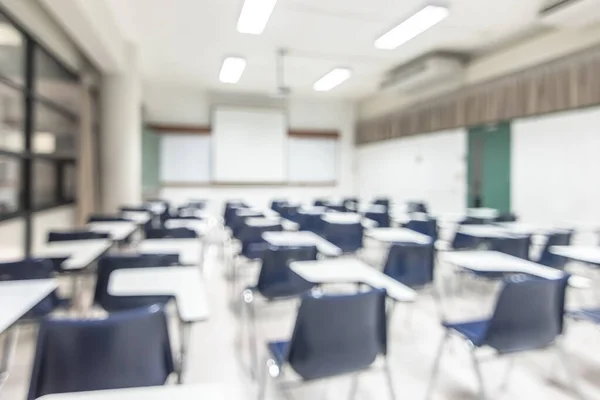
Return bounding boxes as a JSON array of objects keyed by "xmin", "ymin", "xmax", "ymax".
[
  {"xmin": 243, "ymin": 289, "xmax": 259, "ymax": 380},
  {"xmin": 555, "ymin": 339, "xmax": 585, "ymax": 399},
  {"xmin": 0, "ymin": 326, "xmax": 19, "ymax": 385},
  {"xmin": 425, "ymin": 332, "xmax": 449, "ymax": 400},
  {"xmin": 469, "ymin": 346, "xmax": 486, "ymax": 400},
  {"xmin": 257, "ymin": 357, "xmax": 269, "ymax": 400},
  {"xmin": 383, "ymin": 358, "xmax": 396, "ymax": 400},
  {"xmin": 349, "ymin": 373, "xmax": 360, "ymax": 400}
]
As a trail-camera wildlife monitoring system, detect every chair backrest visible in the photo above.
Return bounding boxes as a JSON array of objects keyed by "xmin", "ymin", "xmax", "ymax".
[
  {"xmin": 327, "ymin": 204, "xmax": 347, "ymax": 213},
  {"xmin": 145, "ymin": 227, "xmax": 197, "ymax": 239},
  {"xmin": 313, "ymin": 199, "xmax": 326, "ymax": 207},
  {"xmin": 224, "ymin": 201, "xmax": 247, "ymax": 227},
  {"xmin": 373, "ymin": 198, "xmax": 390, "ymax": 208},
  {"xmin": 87, "ymin": 215, "xmax": 128, "ymax": 223},
  {"xmin": 48, "ymin": 231, "xmax": 110, "ymax": 242},
  {"xmin": 538, "ymin": 230, "xmax": 573, "ymax": 268},
  {"xmin": 489, "ymin": 235, "xmax": 532, "ymax": 259},
  {"xmin": 120, "ymin": 206, "xmax": 149, "ymax": 213},
  {"xmin": 0, "ymin": 258, "xmax": 54, "ymax": 281},
  {"xmin": 383, "ymin": 243, "xmax": 435, "ymax": 288},
  {"xmin": 495, "ymin": 212, "xmax": 518, "ymax": 222},
  {"xmin": 27, "ymin": 306, "xmax": 174, "ymax": 400},
  {"xmin": 407, "ymin": 201, "xmax": 427, "ymax": 213},
  {"xmin": 483, "ymin": 275, "xmax": 569, "ymax": 353},
  {"xmin": 279, "ymin": 205, "xmax": 300, "ymax": 221},
  {"xmin": 94, "ymin": 254, "xmax": 180, "ymax": 311},
  {"xmin": 257, "ymin": 246, "xmax": 317, "ymax": 299},
  {"xmin": 238, "ymin": 224, "xmax": 282, "ymax": 259},
  {"xmin": 321, "ymin": 222, "xmax": 364, "ymax": 253},
  {"xmin": 405, "ymin": 218, "xmax": 438, "ymax": 241},
  {"xmin": 364, "ymin": 210, "xmax": 390, "ymax": 228},
  {"xmin": 287, "ymin": 289, "xmax": 387, "ymax": 380},
  {"xmin": 298, "ymin": 212, "xmax": 325, "ymax": 234}
]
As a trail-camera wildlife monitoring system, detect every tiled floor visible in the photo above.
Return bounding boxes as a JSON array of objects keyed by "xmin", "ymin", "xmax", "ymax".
[{"xmin": 3, "ymin": 240, "xmax": 600, "ymax": 400}]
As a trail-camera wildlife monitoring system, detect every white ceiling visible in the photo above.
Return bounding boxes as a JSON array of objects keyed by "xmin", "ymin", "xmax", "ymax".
[{"xmin": 106, "ymin": 0, "xmax": 549, "ymax": 99}]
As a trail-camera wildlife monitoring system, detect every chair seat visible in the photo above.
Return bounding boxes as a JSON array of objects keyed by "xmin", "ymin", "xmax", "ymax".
[
  {"xmin": 268, "ymin": 340, "xmax": 290, "ymax": 367},
  {"xmin": 568, "ymin": 308, "xmax": 600, "ymax": 324},
  {"xmin": 443, "ymin": 319, "xmax": 489, "ymax": 346}
]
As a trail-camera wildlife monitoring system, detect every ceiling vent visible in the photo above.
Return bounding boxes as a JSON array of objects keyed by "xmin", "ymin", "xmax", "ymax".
[
  {"xmin": 539, "ymin": 0, "xmax": 600, "ymax": 28},
  {"xmin": 379, "ymin": 52, "xmax": 467, "ymax": 93}
]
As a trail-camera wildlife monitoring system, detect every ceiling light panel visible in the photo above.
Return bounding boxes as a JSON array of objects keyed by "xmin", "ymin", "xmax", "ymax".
[
  {"xmin": 375, "ymin": 5, "xmax": 449, "ymax": 50},
  {"xmin": 237, "ymin": 0, "xmax": 278, "ymax": 35},
  {"xmin": 313, "ymin": 68, "xmax": 352, "ymax": 92},
  {"xmin": 219, "ymin": 57, "xmax": 247, "ymax": 84}
]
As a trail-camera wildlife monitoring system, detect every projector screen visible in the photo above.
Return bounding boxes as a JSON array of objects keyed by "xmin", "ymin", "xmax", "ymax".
[{"xmin": 212, "ymin": 107, "xmax": 287, "ymax": 183}]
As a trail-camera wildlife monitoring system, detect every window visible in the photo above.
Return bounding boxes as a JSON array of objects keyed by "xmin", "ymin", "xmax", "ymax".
[
  {"xmin": 31, "ymin": 158, "xmax": 57, "ymax": 209},
  {"xmin": 34, "ymin": 47, "xmax": 80, "ymax": 113},
  {"xmin": 61, "ymin": 161, "xmax": 76, "ymax": 202},
  {"xmin": 0, "ymin": 83, "xmax": 24, "ymax": 152},
  {"xmin": 0, "ymin": 154, "xmax": 21, "ymax": 214},
  {"xmin": 33, "ymin": 102, "xmax": 77, "ymax": 156},
  {"xmin": 0, "ymin": 13, "xmax": 24, "ymax": 86}
]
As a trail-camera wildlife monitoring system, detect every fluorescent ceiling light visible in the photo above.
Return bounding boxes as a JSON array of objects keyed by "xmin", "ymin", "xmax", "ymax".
[
  {"xmin": 375, "ymin": 5, "xmax": 449, "ymax": 50},
  {"xmin": 219, "ymin": 57, "xmax": 247, "ymax": 84},
  {"xmin": 313, "ymin": 68, "xmax": 352, "ymax": 92},
  {"xmin": 237, "ymin": 0, "xmax": 278, "ymax": 35}
]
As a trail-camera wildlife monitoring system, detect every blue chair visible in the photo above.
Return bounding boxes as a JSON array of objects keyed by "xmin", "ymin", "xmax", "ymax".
[
  {"xmin": 145, "ymin": 227, "xmax": 197, "ymax": 239},
  {"xmin": 27, "ymin": 306, "xmax": 174, "ymax": 400},
  {"xmin": 87, "ymin": 215, "xmax": 129, "ymax": 223},
  {"xmin": 120, "ymin": 206, "xmax": 150, "ymax": 213},
  {"xmin": 343, "ymin": 197, "xmax": 359, "ymax": 212},
  {"xmin": 47, "ymin": 231, "xmax": 110, "ymax": 242},
  {"xmin": 224, "ymin": 201, "xmax": 248, "ymax": 228},
  {"xmin": 270, "ymin": 200, "xmax": 287, "ymax": 214},
  {"xmin": 279, "ymin": 205, "xmax": 300, "ymax": 222},
  {"xmin": 297, "ymin": 212, "xmax": 325, "ymax": 234},
  {"xmin": 536, "ymin": 230, "xmax": 573, "ymax": 269},
  {"xmin": 231, "ymin": 210, "xmax": 264, "ymax": 239},
  {"xmin": 373, "ymin": 198, "xmax": 390, "ymax": 209},
  {"xmin": 405, "ymin": 217, "xmax": 438, "ymax": 241},
  {"xmin": 407, "ymin": 201, "xmax": 427, "ymax": 213},
  {"xmin": 426, "ymin": 275, "xmax": 577, "ymax": 400},
  {"xmin": 258, "ymin": 289, "xmax": 394, "ymax": 400},
  {"xmin": 185, "ymin": 200, "xmax": 206, "ymax": 209},
  {"xmin": 94, "ymin": 254, "xmax": 179, "ymax": 312},
  {"xmin": 495, "ymin": 212, "xmax": 518, "ymax": 222},
  {"xmin": 489, "ymin": 234, "xmax": 531, "ymax": 260},
  {"xmin": 313, "ymin": 199, "xmax": 326, "ymax": 207},
  {"xmin": 365, "ymin": 210, "xmax": 390, "ymax": 228},
  {"xmin": 0, "ymin": 259, "xmax": 66, "ymax": 319},
  {"xmin": 321, "ymin": 221, "xmax": 364, "ymax": 254},
  {"xmin": 327, "ymin": 204, "xmax": 347, "ymax": 213},
  {"xmin": 384, "ymin": 243, "xmax": 435, "ymax": 288},
  {"xmin": 243, "ymin": 246, "xmax": 318, "ymax": 376}
]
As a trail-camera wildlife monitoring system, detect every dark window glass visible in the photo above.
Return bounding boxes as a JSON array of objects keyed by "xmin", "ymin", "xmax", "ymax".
[
  {"xmin": 32, "ymin": 158, "xmax": 57, "ymax": 208},
  {"xmin": 33, "ymin": 102, "xmax": 77, "ymax": 156},
  {"xmin": 0, "ymin": 14, "xmax": 24, "ymax": 86},
  {"xmin": 0, "ymin": 83, "xmax": 24, "ymax": 152},
  {"xmin": 0, "ymin": 154, "xmax": 21, "ymax": 214},
  {"xmin": 62, "ymin": 161, "xmax": 76, "ymax": 201},
  {"xmin": 34, "ymin": 47, "xmax": 80, "ymax": 114}
]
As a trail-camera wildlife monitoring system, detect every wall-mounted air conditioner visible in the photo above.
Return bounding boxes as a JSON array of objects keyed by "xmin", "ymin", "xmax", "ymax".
[
  {"xmin": 379, "ymin": 52, "xmax": 467, "ymax": 94},
  {"xmin": 539, "ymin": 0, "xmax": 600, "ymax": 28}
]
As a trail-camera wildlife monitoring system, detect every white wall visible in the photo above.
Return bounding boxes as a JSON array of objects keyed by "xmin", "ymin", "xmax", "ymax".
[
  {"xmin": 512, "ymin": 106, "xmax": 600, "ymax": 228},
  {"xmin": 0, "ymin": 217, "xmax": 24, "ymax": 259},
  {"xmin": 145, "ymin": 84, "xmax": 356, "ymax": 212},
  {"xmin": 356, "ymin": 128, "xmax": 467, "ymax": 214}
]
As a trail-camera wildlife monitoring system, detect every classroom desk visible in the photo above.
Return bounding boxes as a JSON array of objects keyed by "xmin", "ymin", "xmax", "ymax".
[
  {"xmin": 246, "ymin": 217, "xmax": 299, "ymax": 231},
  {"xmin": 0, "ymin": 279, "xmax": 58, "ymax": 375},
  {"xmin": 0, "ymin": 279, "xmax": 57, "ymax": 333},
  {"xmin": 550, "ymin": 246, "xmax": 600, "ymax": 265},
  {"xmin": 467, "ymin": 207, "xmax": 499, "ymax": 220},
  {"xmin": 109, "ymin": 267, "xmax": 209, "ymax": 383},
  {"xmin": 36, "ymin": 383, "xmax": 229, "ymax": 400},
  {"xmin": 455, "ymin": 225, "xmax": 515, "ymax": 238},
  {"xmin": 121, "ymin": 210, "xmax": 152, "ymax": 225},
  {"xmin": 290, "ymin": 258, "xmax": 417, "ymax": 302},
  {"xmin": 365, "ymin": 227, "xmax": 432, "ymax": 244},
  {"xmin": 164, "ymin": 218, "xmax": 211, "ymax": 237},
  {"xmin": 86, "ymin": 221, "xmax": 137, "ymax": 242},
  {"xmin": 321, "ymin": 212, "xmax": 378, "ymax": 228},
  {"xmin": 443, "ymin": 250, "xmax": 566, "ymax": 279},
  {"xmin": 35, "ymin": 239, "xmax": 112, "ymax": 271},
  {"xmin": 138, "ymin": 239, "xmax": 203, "ymax": 266},
  {"xmin": 109, "ymin": 267, "xmax": 208, "ymax": 322},
  {"xmin": 298, "ymin": 206, "xmax": 327, "ymax": 215},
  {"xmin": 262, "ymin": 231, "xmax": 342, "ymax": 256}
]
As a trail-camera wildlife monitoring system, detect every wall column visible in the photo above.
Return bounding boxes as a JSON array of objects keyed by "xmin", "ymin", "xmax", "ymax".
[{"xmin": 100, "ymin": 43, "xmax": 142, "ymax": 212}]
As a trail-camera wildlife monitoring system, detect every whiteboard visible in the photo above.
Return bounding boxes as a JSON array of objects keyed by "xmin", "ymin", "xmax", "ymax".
[
  {"xmin": 160, "ymin": 134, "xmax": 210, "ymax": 183},
  {"xmin": 212, "ymin": 107, "xmax": 287, "ymax": 183},
  {"xmin": 288, "ymin": 137, "xmax": 337, "ymax": 183}
]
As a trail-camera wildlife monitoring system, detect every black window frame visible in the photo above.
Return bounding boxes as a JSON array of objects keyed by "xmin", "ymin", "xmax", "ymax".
[{"xmin": 0, "ymin": 7, "xmax": 80, "ymax": 255}]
